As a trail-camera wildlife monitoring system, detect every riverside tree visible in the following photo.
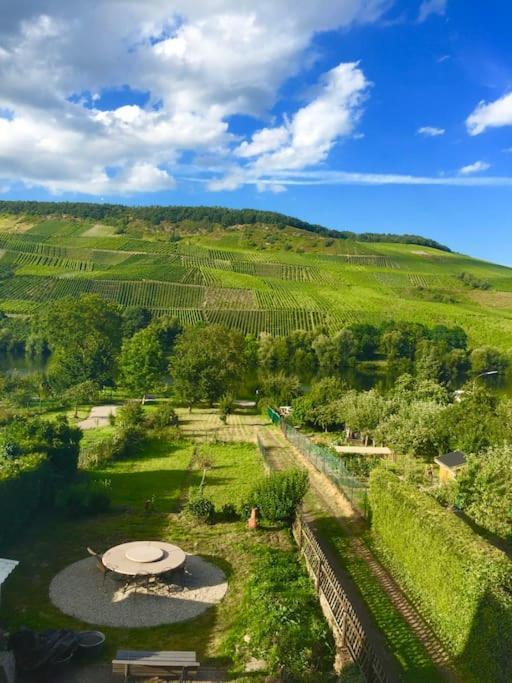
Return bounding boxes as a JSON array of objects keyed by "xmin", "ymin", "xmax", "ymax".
[
  {"xmin": 40, "ymin": 294, "xmax": 122, "ymax": 389},
  {"xmin": 169, "ymin": 325, "xmax": 247, "ymax": 407},
  {"xmin": 118, "ymin": 326, "xmax": 166, "ymax": 399}
]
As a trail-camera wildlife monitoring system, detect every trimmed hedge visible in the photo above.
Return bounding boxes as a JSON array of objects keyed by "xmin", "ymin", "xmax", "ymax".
[
  {"xmin": 0, "ymin": 454, "xmax": 50, "ymax": 550},
  {"xmin": 368, "ymin": 468, "xmax": 512, "ymax": 683}
]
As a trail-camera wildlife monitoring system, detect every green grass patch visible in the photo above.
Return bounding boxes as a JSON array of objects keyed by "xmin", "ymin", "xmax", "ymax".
[
  {"xmin": 312, "ymin": 514, "xmax": 444, "ymax": 683},
  {"xmin": 196, "ymin": 441, "xmax": 265, "ymax": 509},
  {"xmin": 91, "ymin": 437, "xmax": 194, "ymax": 511}
]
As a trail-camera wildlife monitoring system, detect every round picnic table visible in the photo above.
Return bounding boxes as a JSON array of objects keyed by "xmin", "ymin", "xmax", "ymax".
[{"xmin": 102, "ymin": 541, "xmax": 186, "ymax": 577}]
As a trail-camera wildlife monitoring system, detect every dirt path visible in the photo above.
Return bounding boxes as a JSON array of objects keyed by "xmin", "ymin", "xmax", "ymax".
[{"xmin": 266, "ymin": 427, "xmax": 458, "ymax": 682}]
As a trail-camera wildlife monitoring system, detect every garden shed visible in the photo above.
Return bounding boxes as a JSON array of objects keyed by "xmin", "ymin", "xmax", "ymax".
[
  {"xmin": 0, "ymin": 559, "xmax": 18, "ymax": 605},
  {"xmin": 434, "ymin": 451, "xmax": 467, "ymax": 483}
]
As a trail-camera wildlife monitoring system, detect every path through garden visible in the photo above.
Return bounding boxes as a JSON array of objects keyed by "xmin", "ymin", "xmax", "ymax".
[{"xmin": 181, "ymin": 407, "xmax": 459, "ymax": 682}]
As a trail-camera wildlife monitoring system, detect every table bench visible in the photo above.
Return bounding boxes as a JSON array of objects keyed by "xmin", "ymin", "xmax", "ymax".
[
  {"xmin": 112, "ymin": 650, "xmax": 199, "ymax": 682},
  {"xmin": 112, "ymin": 649, "xmax": 199, "ymax": 682}
]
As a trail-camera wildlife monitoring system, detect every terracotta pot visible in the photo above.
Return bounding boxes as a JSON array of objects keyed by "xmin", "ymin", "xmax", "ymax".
[{"xmin": 247, "ymin": 507, "xmax": 259, "ymax": 530}]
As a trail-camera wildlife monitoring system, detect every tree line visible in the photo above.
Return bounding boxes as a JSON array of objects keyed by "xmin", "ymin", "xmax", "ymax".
[
  {"xmin": 0, "ymin": 296, "xmax": 507, "ymax": 408},
  {"xmin": 0, "ymin": 200, "xmax": 451, "ymax": 251}
]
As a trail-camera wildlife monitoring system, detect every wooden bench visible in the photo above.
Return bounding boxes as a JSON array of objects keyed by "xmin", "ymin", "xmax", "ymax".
[{"xmin": 112, "ymin": 649, "xmax": 200, "ymax": 682}]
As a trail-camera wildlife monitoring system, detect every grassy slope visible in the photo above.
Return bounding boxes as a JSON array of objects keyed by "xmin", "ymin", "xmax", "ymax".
[{"xmin": 0, "ymin": 214, "xmax": 511, "ymax": 349}]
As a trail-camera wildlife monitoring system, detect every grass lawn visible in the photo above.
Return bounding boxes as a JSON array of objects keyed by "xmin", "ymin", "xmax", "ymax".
[
  {"xmin": 311, "ymin": 513, "xmax": 444, "ymax": 683},
  {"xmin": 0, "ymin": 430, "xmax": 291, "ymax": 670},
  {"xmin": 192, "ymin": 442, "xmax": 265, "ymax": 509},
  {"xmin": 91, "ymin": 437, "xmax": 194, "ymax": 511}
]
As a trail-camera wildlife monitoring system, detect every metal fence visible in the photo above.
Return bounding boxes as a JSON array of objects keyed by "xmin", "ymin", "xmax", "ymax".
[{"xmin": 268, "ymin": 407, "xmax": 369, "ymax": 517}]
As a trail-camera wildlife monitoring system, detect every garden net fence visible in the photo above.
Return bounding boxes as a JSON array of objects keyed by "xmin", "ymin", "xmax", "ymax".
[{"xmin": 268, "ymin": 407, "xmax": 369, "ymax": 517}]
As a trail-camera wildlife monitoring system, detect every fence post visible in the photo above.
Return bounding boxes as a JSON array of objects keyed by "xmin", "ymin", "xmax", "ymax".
[
  {"xmin": 315, "ymin": 557, "xmax": 323, "ymax": 593},
  {"xmin": 296, "ymin": 514, "xmax": 303, "ymax": 549},
  {"xmin": 340, "ymin": 611, "xmax": 347, "ymax": 647}
]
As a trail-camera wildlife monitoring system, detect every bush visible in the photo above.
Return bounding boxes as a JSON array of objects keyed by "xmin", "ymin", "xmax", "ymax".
[
  {"xmin": 218, "ymin": 394, "xmax": 234, "ymax": 418},
  {"xmin": 55, "ymin": 479, "xmax": 111, "ymax": 517},
  {"xmin": 247, "ymin": 469, "xmax": 308, "ymax": 524},
  {"xmin": 116, "ymin": 401, "xmax": 144, "ymax": 429},
  {"xmin": 368, "ymin": 468, "xmax": 512, "ymax": 683},
  {"xmin": 220, "ymin": 503, "xmax": 238, "ymax": 521},
  {"xmin": 112, "ymin": 425, "xmax": 144, "ymax": 458},
  {"xmin": 225, "ymin": 548, "xmax": 333, "ymax": 680},
  {"xmin": 187, "ymin": 495, "xmax": 215, "ymax": 524},
  {"xmin": 146, "ymin": 403, "xmax": 179, "ymax": 431},
  {"xmin": 0, "ymin": 453, "xmax": 50, "ymax": 549}
]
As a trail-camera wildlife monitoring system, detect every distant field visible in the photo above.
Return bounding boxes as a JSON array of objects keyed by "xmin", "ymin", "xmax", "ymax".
[{"xmin": 0, "ymin": 214, "xmax": 511, "ymax": 349}]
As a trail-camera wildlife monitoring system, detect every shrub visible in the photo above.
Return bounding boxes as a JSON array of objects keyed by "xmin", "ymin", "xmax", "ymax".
[
  {"xmin": 218, "ymin": 394, "xmax": 234, "ymax": 418},
  {"xmin": 112, "ymin": 425, "xmax": 144, "ymax": 458},
  {"xmin": 247, "ymin": 469, "xmax": 308, "ymax": 524},
  {"xmin": 187, "ymin": 495, "xmax": 215, "ymax": 524},
  {"xmin": 220, "ymin": 503, "xmax": 238, "ymax": 521},
  {"xmin": 368, "ymin": 468, "xmax": 512, "ymax": 683},
  {"xmin": 225, "ymin": 548, "xmax": 333, "ymax": 680},
  {"xmin": 146, "ymin": 403, "xmax": 179, "ymax": 431},
  {"xmin": 116, "ymin": 401, "xmax": 144, "ymax": 429},
  {"xmin": 0, "ymin": 453, "xmax": 50, "ymax": 549},
  {"xmin": 55, "ymin": 478, "xmax": 111, "ymax": 517}
]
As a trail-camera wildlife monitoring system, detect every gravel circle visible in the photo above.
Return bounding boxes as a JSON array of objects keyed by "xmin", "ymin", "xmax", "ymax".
[{"xmin": 49, "ymin": 555, "xmax": 227, "ymax": 628}]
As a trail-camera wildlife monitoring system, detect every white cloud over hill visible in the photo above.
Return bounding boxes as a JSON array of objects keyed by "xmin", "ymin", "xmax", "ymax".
[{"xmin": 0, "ymin": 0, "xmax": 389, "ymax": 194}]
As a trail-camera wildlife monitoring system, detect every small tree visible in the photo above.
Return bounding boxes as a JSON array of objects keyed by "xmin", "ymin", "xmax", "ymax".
[
  {"xmin": 219, "ymin": 394, "xmax": 234, "ymax": 424},
  {"xmin": 194, "ymin": 448, "xmax": 215, "ymax": 495},
  {"xmin": 64, "ymin": 380, "xmax": 99, "ymax": 418},
  {"xmin": 116, "ymin": 401, "xmax": 145, "ymax": 429}
]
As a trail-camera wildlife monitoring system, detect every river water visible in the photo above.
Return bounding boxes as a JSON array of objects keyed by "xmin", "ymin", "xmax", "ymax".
[{"xmin": 0, "ymin": 353, "xmax": 510, "ymax": 397}]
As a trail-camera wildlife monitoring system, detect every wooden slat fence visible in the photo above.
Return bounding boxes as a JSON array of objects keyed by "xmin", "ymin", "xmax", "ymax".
[
  {"xmin": 293, "ymin": 513, "xmax": 392, "ymax": 683},
  {"xmin": 256, "ymin": 432, "xmax": 394, "ymax": 682}
]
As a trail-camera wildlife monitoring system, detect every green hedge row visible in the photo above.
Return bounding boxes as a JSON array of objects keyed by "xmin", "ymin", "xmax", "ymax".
[
  {"xmin": 0, "ymin": 454, "xmax": 50, "ymax": 550},
  {"xmin": 368, "ymin": 468, "xmax": 512, "ymax": 683}
]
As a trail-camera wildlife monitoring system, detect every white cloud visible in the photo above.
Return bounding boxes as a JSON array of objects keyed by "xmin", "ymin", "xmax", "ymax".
[
  {"xmin": 0, "ymin": 0, "xmax": 391, "ymax": 195},
  {"xmin": 251, "ymin": 63, "xmax": 369, "ymax": 172},
  {"xmin": 466, "ymin": 93, "xmax": 512, "ymax": 136},
  {"xmin": 417, "ymin": 126, "xmax": 445, "ymax": 137},
  {"xmin": 236, "ymin": 127, "xmax": 290, "ymax": 158},
  {"xmin": 203, "ymin": 169, "xmax": 512, "ymax": 189},
  {"xmin": 459, "ymin": 161, "xmax": 491, "ymax": 175},
  {"xmin": 418, "ymin": 0, "xmax": 447, "ymax": 23}
]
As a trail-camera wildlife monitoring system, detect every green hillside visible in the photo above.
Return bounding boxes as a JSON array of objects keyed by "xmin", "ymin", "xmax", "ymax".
[{"xmin": 0, "ymin": 208, "xmax": 511, "ymax": 350}]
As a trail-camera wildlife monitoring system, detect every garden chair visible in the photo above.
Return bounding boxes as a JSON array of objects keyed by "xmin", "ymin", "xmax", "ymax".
[
  {"xmin": 87, "ymin": 547, "xmax": 127, "ymax": 587},
  {"xmin": 87, "ymin": 547, "xmax": 110, "ymax": 586}
]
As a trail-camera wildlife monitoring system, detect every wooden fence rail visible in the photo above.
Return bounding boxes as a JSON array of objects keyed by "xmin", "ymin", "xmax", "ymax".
[{"xmin": 293, "ymin": 513, "xmax": 392, "ymax": 683}]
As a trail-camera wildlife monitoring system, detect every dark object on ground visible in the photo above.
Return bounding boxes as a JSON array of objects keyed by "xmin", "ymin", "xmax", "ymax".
[
  {"xmin": 76, "ymin": 631, "xmax": 105, "ymax": 659},
  {"xmin": 9, "ymin": 627, "xmax": 79, "ymax": 673}
]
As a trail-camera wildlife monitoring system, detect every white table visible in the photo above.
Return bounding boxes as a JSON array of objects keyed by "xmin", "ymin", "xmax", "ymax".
[{"xmin": 102, "ymin": 541, "xmax": 186, "ymax": 577}]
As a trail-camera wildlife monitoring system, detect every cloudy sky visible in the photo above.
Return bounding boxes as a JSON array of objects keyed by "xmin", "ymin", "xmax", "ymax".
[{"xmin": 1, "ymin": 1, "xmax": 512, "ymax": 262}]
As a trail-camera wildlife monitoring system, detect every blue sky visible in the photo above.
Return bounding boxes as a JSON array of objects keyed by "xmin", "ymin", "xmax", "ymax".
[{"xmin": 1, "ymin": 1, "xmax": 512, "ymax": 263}]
